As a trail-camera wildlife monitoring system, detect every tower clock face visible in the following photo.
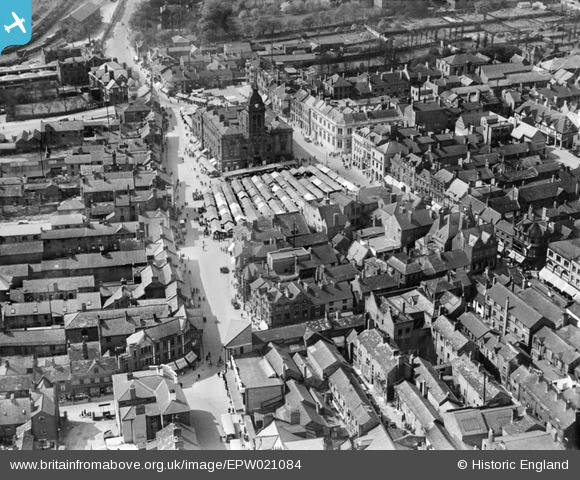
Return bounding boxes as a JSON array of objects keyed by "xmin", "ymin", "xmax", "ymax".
[{"xmin": 254, "ymin": 103, "xmax": 260, "ymax": 108}]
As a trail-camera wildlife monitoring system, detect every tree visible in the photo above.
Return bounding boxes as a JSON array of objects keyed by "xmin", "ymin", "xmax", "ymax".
[
  {"xmin": 403, "ymin": 0, "xmax": 429, "ymax": 19},
  {"xmin": 480, "ymin": 44, "xmax": 521, "ymax": 63},
  {"xmin": 285, "ymin": 19, "xmax": 299, "ymax": 32},
  {"xmin": 232, "ymin": 0, "xmax": 248, "ymax": 15},
  {"xmin": 287, "ymin": 0, "xmax": 306, "ymax": 15},
  {"xmin": 253, "ymin": 17, "xmax": 271, "ymax": 37},
  {"xmin": 301, "ymin": 15, "xmax": 315, "ymax": 29},
  {"xmin": 200, "ymin": 0, "xmax": 237, "ymax": 38},
  {"xmin": 474, "ymin": 1, "xmax": 490, "ymax": 21},
  {"xmin": 157, "ymin": 31, "xmax": 174, "ymax": 45},
  {"xmin": 269, "ymin": 20, "xmax": 283, "ymax": 35},
  {"xmin": 311, "ymin": 12, "xmax": 323, "ymax": 27},
  {"xmin": 319, "ymin": 12, "xmax": 331, "ymax": 27}
]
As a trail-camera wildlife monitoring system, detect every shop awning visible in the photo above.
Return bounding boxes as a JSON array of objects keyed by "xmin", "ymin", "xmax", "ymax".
[
  {"xmin": 562, "ymin": 282, "xmax": 580, "ymax": 298},
  {"xmin": 539, "ymin": 267, "xmax": 569, "ymax": 292},
  {"xmin": 332, "ymin": 336, "xmax": 346, "ymax": 347},
  {"xmin": 229, "ymin": 439, "xmax": 244, "ymax": 450},
  {"xmin": 174, "ymin": 357, "xmax": 189, "ymax": 370},
  {"xmin": 225, "ymin": 370, "xmax": 244, "ymax": 412},
  {"xmin": 185, "ymin": 351, "xmax": 198, "ymax": 364},
  {"xmin": 513, "ymin": 252, "xmax": 525, "ymax": 264},
  {"xmin": 220, "ymin": 413, "xmax": 236, "ymax": 437}
]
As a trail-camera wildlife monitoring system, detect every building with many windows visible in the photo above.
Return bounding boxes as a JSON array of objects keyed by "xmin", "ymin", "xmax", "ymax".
[
  {"xmin": 290, "ymin": 91, "xmax": 403, "ymax": 154},
  {"xmin": 191, "ymin": 87, "xmax": 293, "ymax": 172},
  {"xmin": 541, "ymin": 238, "xmax": 580, "ymax": 299}
]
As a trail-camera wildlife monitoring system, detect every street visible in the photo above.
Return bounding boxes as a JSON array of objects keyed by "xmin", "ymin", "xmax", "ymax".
[
  {"xmin": 67, "ymin": 2, "xmax": 249, "ymax": 450},
  {"xmin": 163, "ymin": 107, "xmax": 247, "ymax": 451},
  {"xmin": 60, "ymin": 1, "xmax": 383, "ymax": 450},
  {"xmin": 292, "ymin": 121, "xmax": 375, "ymax": 188},
  {"xmin": 545, "ymin": 147, "xmax": 580, "ymax": 169}
]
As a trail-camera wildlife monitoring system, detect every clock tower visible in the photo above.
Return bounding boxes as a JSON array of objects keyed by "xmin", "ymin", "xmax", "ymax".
[{"xmin": 246, "ymin": 85, "xmax": 266, "ymax": 136}]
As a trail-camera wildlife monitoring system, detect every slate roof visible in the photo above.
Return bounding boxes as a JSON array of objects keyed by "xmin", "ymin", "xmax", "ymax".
[
  {"xmin": 0, "ymin": 397, "xmax": 31, "ymax": 426},
  {"xmin": 67, "ymin": 1, "xmax": 100, "ymax": 23},
  {"xmin": 394, "ymin": 381, "xmax": 440, "ymax": 429},
  {"xmin": 486, "ymin": 283, "xmax": 545, "ymax": 329},
  {"xmin": 458, "ymin": 312, "xmax": 491, "ymax": 340},
  {"xmin": 354, "ymin": 329, "xmax": 399, "ymax": 375},
  {"xmin": 328, "ymin": 367, "xmax": 380, "ymax": 430},
  {"xmin": 432, "ymin": 315, "xmax": 473, "ymax": 353},
  {"xmin": 233, "ymin": 353, "xmax": 285, "ymax": 389},
  {"xmin": 0, "ymin": 329, "xmax": 66, "ymax": 347}
]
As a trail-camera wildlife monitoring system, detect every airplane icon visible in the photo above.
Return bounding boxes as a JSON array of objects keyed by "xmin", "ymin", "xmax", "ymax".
[{"xmin": 4, "ymin": 12, "xmax": 26, "ymax": 34}]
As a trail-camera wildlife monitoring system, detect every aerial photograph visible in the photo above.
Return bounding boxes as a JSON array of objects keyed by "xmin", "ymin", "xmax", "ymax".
[{"xmin": 0, "ymin": 0, "xmax": 580, "ymax": 453}]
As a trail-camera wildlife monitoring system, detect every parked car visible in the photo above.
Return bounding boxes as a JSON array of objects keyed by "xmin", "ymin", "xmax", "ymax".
[
  {"xmin": 231, "ymin": 299, "xmax": 240, "ymax": 309},
  {"xmin": 220, "ymin": 266, "xmax": 229, "ymax": 274}
]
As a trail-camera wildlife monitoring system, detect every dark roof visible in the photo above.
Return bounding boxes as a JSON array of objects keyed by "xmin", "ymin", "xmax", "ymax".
[
  {"xmin": 357, "ymin": 273, "xmax": 398, "ymax": 293},
  {"xmin": 458, "ymin": 312, "xmax": 491, "ymax": 340},
  {"xmin": 0, "ymin": 329, "xmax": 66, "ymax": 347},
  {"xmin": 67, "ymin": 1, "xmax": 100, "ymax": 23}
]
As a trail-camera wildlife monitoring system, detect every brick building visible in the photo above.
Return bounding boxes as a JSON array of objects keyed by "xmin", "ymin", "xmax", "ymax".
[{"xmin": 191, "ymin": 86, "xmax": 293, "ymax": 172}]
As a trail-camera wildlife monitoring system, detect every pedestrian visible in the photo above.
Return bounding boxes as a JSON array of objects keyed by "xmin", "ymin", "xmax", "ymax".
[{"xmin": 197, "ymin": 374, "xmax": 201, "ymax": 380}]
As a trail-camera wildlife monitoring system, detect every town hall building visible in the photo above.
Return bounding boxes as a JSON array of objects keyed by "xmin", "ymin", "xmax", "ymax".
[{"xmin": 191, "ymin": 86, "xmax": 293, "ymax": 172}]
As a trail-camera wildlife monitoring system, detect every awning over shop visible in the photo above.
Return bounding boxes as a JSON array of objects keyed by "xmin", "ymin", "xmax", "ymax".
[
  {"xmin": 220, "ymin": 413, "xmax": 236, "ymax": 437},
  {"xmin": 229, "ymin": 439, "xmax": 244, "ymax": 450},
  {"xmin": 513, "ymin": 252, "xmax": 525, "ymax": 264},
  {"xmin": 332, "ymin": 336, "xmax": 346, "ymax": 347},
  {"xmin": 225, "ymin": 370, "xmax": 244, "ymax": 413},
  {"xmin": 539, "ymin": 267, "xmax": 569, "ymax": 293},
  {"xmin": 174, "ymin": 357, "xmax": 189, "ymax": 370},
  {"xmin": 562, "ymin": 282, "xmax": 580, "ymax": 298},
  {"xmin": 185, "ymin": 351, "xmax": 198, "ymax": 364}
]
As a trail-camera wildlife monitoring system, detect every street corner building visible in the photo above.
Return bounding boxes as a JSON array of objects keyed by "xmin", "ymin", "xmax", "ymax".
[{"xmin": 191, "ymin": 86, "xmax": 293, "ymax": 172}]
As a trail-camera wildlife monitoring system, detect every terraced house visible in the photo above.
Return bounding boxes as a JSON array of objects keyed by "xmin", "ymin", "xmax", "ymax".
[
  {"xmin": 514, "ymin": 100, "xmax": 579, "ymax": 149},
  {"xmin": 290, "ymin": 91, "xmax": 403, "ymax": 154}
]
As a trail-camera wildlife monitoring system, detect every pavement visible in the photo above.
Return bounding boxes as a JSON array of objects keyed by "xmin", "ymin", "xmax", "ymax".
[
  {"xmin": 59, "ymin": 397, "xmax": 117, "ymax": 450},
  {"xmin": 101, "ymin": 2, "xmax": 245, "ymax": 450},
  {"xmin": 104, "ymin": 0, "xmax": 147, "ymax": 83},
  {"xmin": 545, "ymin": 146, "xmax": 580, "ymax": 169},
  {"xmin": 161, "ymin": 104, "xmax": 248, "ymax": 450},
  {"xmin": 291, "ymin": 122, "xmax": 375, "ymax": 188}
]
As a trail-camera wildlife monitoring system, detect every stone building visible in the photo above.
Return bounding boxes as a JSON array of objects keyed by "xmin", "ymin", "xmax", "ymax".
[{"xmin": 191, "ymin": 87, "xmax": 293, "ymax": 172}]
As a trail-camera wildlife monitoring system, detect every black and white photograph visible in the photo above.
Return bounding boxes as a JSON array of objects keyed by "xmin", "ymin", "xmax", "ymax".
[{"xmin": 0, "ymin": 0, "xmax": 579, "ymax": 462}]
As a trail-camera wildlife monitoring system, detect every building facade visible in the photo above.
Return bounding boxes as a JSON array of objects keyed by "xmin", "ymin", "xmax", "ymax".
[{"xmin": 192, "ymin": 87, "xmax": 293, "ymax": 172}]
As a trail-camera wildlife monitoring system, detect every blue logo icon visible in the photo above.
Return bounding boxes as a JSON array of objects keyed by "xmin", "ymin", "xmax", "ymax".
[{"xmin": 0, "ymin": 1, "xmax": 32, "ymax": 56}]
